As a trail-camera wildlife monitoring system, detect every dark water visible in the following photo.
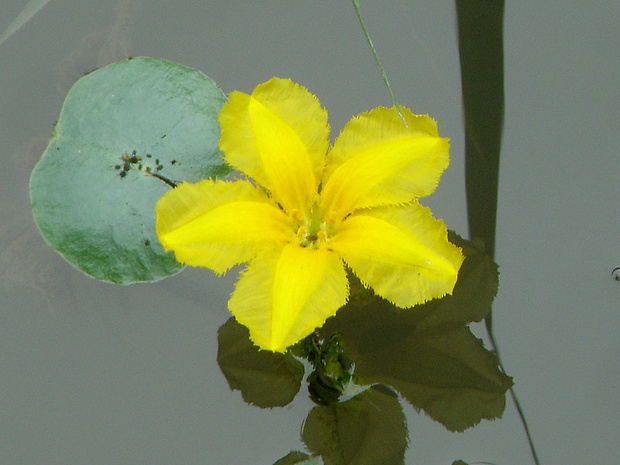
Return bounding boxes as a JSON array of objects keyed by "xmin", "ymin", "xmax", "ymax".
[{"xmin": 1, "ymin": 1, "xmax": 618, "ymax": 464}]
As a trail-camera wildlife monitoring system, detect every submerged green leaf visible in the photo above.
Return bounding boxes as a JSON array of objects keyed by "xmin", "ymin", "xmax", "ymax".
[
  {"xmin": 273, "ymin": 452, "xmax": 318, "ymax": 465},
  {"xmin": 407, "ymin": 231, "xmax": 499, "ymax": 329},
  {"xmin": 302, "ymin": 385, "xmax": 407, "ymax": 465},
  {"xmin": 30, "ymin": 57, "xmax": 230, "ymax": 284},
  {"xmin": 217, "ymin": 318, "xmax": 305, "ymax": 408},
  {"xmin": 319, "ymin": 236, "xmax": 511, "ymax": 431},
  {"xmin": 321, "ymin": 297, "xmax": 512, "ymax": 431}
]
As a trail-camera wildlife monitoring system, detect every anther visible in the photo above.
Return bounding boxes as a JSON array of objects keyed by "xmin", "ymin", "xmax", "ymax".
[
  {"xmin": 296, "ymin": 226, "xmax": 307, "ymax": 241},
  {"xmin": 290, "ymin": 209, "xmax": 303, "ymax": 222}
]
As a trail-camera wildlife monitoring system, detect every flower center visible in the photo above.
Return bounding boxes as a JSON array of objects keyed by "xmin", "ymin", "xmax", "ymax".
[{"xmin": 290, "ymin": 205, "xmax": 337, "ymax": 249}]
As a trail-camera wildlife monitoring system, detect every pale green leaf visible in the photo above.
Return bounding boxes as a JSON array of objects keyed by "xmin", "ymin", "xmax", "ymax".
[{"xmin": 30, "ymin": 57, "xmax": 230, "ymax": 284}]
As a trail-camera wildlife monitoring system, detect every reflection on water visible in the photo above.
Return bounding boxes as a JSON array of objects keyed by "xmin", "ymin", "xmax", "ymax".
[
  {"xmin": 55, "ymin": 0, "xmax": 141, "ymax": 94},
  {"xmin": 1, "ymin": 0, "xmax": 142, "ymax": 307},
  {"xmin": 0, "ymin": 152, "xmax": 68, "ymax": 312},
  {"xmin": 0, "ymin": 207, "xmax": 58, "ymax": 301},
  {"xmin": 217, "ymin": 233, "xmax": 512, "ymax": 464}
]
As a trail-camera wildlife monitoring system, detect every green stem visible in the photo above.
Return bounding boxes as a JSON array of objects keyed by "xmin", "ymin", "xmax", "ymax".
[
  {"xmin": 351, "ymin": 0, "xmax": 408, "ymax": 128},
  {"xmin": 144, "ymin": 170, "xmax": 178, "ymax": 188},
  {"xmin": 485, "ymin": 325, "xmax": 541, "ymax": 465}
]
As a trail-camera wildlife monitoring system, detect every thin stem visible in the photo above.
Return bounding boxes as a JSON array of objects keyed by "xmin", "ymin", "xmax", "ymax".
[
  {"xmin": 144, "ymin": 170, "xmax": 178, "ymax": 188},
  {"xmin": 486, "ymin": 326, "xmax": 541, "ymax": 465},
  {"xmin": 351, "ymin": 0, "xmax": 408, "ymax": 128}
]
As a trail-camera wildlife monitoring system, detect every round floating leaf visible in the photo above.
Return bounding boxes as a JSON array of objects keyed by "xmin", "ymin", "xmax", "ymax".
[{"xmin": 30, "ymin": 57, "xmax": 231, "ymax": 284}]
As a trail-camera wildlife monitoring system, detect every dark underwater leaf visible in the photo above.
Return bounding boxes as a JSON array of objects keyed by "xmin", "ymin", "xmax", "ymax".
[
  {"xmin": 302, "ymin": 385, "xmax": 407, "ymax": 465},
  {"xmin": 217, "ymin": 318, "xmax": 305, "ymax": 408},
  {"xmin": 318, "ymin": 236, "xmax": 510, "ymax": 431}
]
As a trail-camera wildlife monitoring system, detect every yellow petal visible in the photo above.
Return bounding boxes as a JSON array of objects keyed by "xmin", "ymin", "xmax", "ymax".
[
  {"xmin": 321, "ymin": 107, "xmax": 449, "ymax": 218},
  {"xmin": 228, "ymin": 244, "xmax": 348, "ymax": 352},
  {"xmin": 219, "ymin": 77, "xmax": 329, "ymax": 215},
  {"xmin": 156, "ymin": 179, "xmax": 290, "ymax": 274},
  {"xmin": 329, "ymin": 202, "xmax": 464, "ymax": 307}
]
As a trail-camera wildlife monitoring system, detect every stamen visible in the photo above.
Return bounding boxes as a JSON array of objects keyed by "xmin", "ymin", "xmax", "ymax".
[
  {"xmin": 325, "ymin": 210, "xmax": 340, "ymax": 226},
  {"xmin": 296, "ymin": 226, "xmax": 307, "ymax": 241},
  {"xmin": 290, "ymin": 209, "xmax": 303, "ymax": 222}
]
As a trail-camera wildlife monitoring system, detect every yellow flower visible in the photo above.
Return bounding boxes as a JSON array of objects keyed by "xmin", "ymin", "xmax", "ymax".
[{"xmin": 156, "ymin": 78, "xmax": 464, "ymax": 352}]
